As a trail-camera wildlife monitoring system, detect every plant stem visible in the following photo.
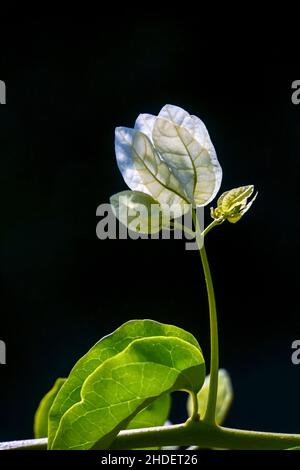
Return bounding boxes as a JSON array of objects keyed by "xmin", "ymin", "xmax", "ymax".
[
  {"xmin": 4, "ymin": 423, "xmax": 300, "ymax": 450},
  {"xmin": 189, "ymin": 391, "xmax": 200, "ymax": 422},
  {"xmin": 192, "ymin": 209, "xmax": 219, "ymax": 425},
  {"xmin": 171, "ymin": 221, "xmax": 195, "ymax": 238},
  {"xmin": 203, "ymin": 219, "xmax": 222, "ymax": 237},
  {"xmin": 111, "ymin": 423, "xmax": 300, "ymax": 450},
  {"xmin": 0, "ymin": 438, "xmax": 47, "ymax": 450},
  {"xmin": 199, "ymin": 245, "xmax": 219, "ymax": 424}
]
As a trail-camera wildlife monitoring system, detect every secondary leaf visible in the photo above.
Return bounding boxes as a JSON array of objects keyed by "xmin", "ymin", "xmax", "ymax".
[
  {"xmin": 34, "ymin": 378, "xmax": 65, "ymax": 438},
  {"xmin": 127, "ymin": 394, "xmax": 171, "ymax": 450},
  {"xmin": 48, "ymin": 319, "xmax": 204, "ymax": 450},
  {"xmin": 187, "ymin": 369, "xmax": 233, "ymax": 424},
  {"xmin": 127, "ymin": 394, "xmax": 171, "ymax": 430},
  {"xmin": 110, "ymin": 190, "xmax": 166, "ymax": 234}
]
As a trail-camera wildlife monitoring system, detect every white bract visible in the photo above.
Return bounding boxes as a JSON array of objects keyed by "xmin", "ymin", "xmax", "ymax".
[{"xmin": 112, "ymin": 104, "xmax": 223, "ymax": 231}]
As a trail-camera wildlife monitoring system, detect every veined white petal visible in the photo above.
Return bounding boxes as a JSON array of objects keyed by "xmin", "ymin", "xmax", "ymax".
[
  {"xmin": 153, "ymin": 104, "xmax": 222, "ymax": 207},
  {"xmin": 115, "ymin": 127, "xmax": 151, "ymax": 194},
  {"xmin": 115, "ymin": 127, "xmax": 190, "ymax": 217},
  {"xmin": 134, "ymin": 113, "xmax": 156, "ymax": 142}
]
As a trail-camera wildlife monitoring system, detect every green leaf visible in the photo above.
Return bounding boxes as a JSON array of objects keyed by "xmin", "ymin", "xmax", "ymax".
[
  {"xmin": 211, "ymin": 185, "xmax": 257, "ymax": 223},
  {"xmin": 34, "ymin": 378, "xmax": 66, "ymax": 438},
  {"xmin": 51, "ymin": 336, "xmax": 204, "ymax": 450},
  {"xmin": 110, "ymin": 190, "xmax": 166, "ymax": 234},
  {"xmin": 187, "ymin": 369, "xmax": 233, "ymax": 425},
  {"xmin": 152, "ymin": 104, "xmax": 222, "ymax": 207},
  {"xmin": 49, "ymin": 320, "xmax": 205, "ymax": 450}
]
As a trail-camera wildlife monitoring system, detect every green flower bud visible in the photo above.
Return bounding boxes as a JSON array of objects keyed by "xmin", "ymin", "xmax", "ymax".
[{"xmin": 211, "ymin": 185, "xmax": 257, "ymax": 224}]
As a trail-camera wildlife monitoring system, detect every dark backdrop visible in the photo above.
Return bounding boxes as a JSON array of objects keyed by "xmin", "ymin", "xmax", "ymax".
[{"xmin": 0, "ymin": 19, "xmax": 299, "ymax": 441}]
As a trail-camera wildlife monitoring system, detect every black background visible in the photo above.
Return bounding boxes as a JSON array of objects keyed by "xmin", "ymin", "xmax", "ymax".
[{"xmin": 0, "ymin": 19, "xmax": 299, "ymax": 442}]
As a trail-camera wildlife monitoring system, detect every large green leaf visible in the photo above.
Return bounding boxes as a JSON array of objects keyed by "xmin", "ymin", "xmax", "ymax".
[
  {"xmin": 34, "ymin": 378, "xmax": 65, "ymax": 438},
  {"xmin": 187, "ymin": 369, "xmax": 233, "ymax": 425},
  {"xmin": 152, "ymin": 104, "xmax": 222, "ymax": 207},
  {"xmin": 49, "ymin": 320, "xmax": 205, "ymax": 450},
  {"xmin": 34, "ymin": 379, "xmax": 169, "ymax": 446},
  {"xmin": 51, "ymin": 336, "xmax": 204, "ymax": 450}
]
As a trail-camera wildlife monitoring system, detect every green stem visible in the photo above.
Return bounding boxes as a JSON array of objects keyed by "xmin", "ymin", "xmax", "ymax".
[
  {"xmin": 3, "ymin": 423, "xmax": 300, "ymax": 450},
  {"xmin": 199, "ymin": 245, "xmax": 219, "ymax": 424},
  {"xmin": 111, "ymin": 423, "xmax": 300, "ymax": 450},
  {"xmin": 189, "ymin": 391, "xmax": 200, "ymax": 422},
  {"xmin": 171, "ymin": 221, "xmax": 195, "ymax": 238},
  {"xmin": 203, "ymin": 219, "xmax": 222, "ymax": 237},
  {"xmin": 192, "ymin": 209, "xmax": 219, "ymax": 425}
]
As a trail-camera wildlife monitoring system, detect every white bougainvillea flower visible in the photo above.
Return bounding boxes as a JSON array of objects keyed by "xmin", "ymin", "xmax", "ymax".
[
  {"xmin": 135, "ymin": 105, "xmax": 222, "ymax": 207},
  {"xmin": 112, "ymin": 104, "xmax": 223, "ymax": 232},
  {"xmin": 115, "ymin": 104, "xmax": 222, "ymax": 204}
]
